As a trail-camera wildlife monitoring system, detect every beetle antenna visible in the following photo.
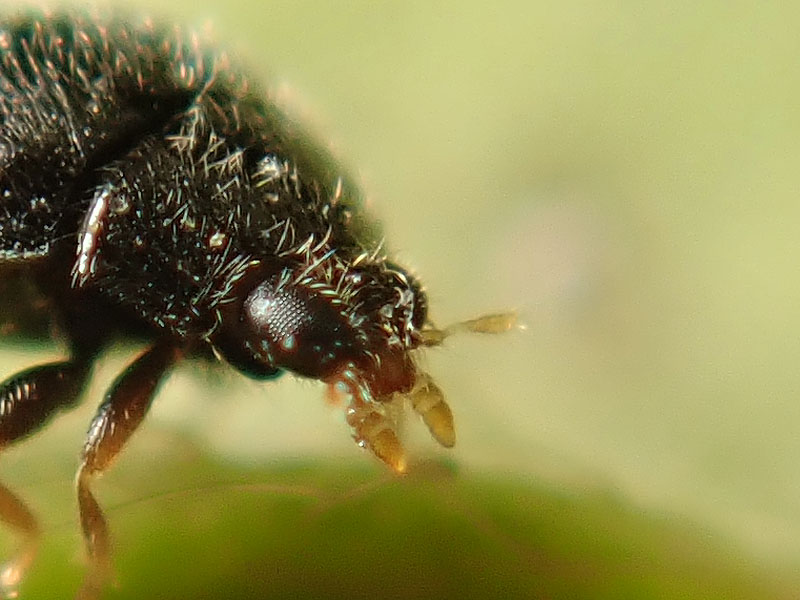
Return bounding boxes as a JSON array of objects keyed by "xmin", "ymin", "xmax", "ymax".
[{"xmin": 419, "ymin": 311, "xmax": 518, "ymax": 347}]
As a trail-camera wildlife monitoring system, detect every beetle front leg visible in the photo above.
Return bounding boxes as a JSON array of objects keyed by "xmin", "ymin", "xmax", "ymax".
[{"xmin": 74, "ymin": 342, "xmax": 179, "ymax": 600}]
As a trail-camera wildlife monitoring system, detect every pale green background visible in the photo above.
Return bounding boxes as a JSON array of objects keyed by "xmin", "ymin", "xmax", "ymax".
[{"xmin": 1, "ymin": 1, "xmax": 799, "ymax": 597}]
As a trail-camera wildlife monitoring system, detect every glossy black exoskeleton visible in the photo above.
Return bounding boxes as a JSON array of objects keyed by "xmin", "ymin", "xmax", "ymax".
[{"xmin": 0, "ymin": 11, "xmax": 513, "ymax": 599}]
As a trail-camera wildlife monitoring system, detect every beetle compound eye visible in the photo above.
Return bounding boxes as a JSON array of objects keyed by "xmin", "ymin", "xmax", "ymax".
[
  {"xmin": 245, "ymin": 280, "xmax": 309, "ymax": 350},
  {"xmin": 243, "ymin": 279, "xmax": 359, "ymax": 378}
]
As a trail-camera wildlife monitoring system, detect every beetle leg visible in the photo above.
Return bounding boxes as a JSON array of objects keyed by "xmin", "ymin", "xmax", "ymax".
[
  {"xmin": 0, "ymin": 483, "xmax": 38, "ymax": 600},
  {"xmin": 0, "ymin": 358, "xmax": 94, "ymax": 599},
  {"xmin": 75, "ymin": 341, "xmax": 179, "ymax": 600},
  {"xmin": 0, "ymin": 361, "xmax": 93, "ymax": 446}
]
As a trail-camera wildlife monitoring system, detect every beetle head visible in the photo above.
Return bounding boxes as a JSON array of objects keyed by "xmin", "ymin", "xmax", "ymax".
[
  {"xmin": 212, "ymin": 254, "xmax": 428, "ymax": 400},
  {"xmin": 210, "ymin": 248, "xmax": 515, "ymax": 472}
]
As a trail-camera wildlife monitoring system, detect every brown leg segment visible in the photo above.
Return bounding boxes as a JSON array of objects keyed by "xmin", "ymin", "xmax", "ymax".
[
  {"xmin": 75, "ymin": 341, "xmax": 179, "ymax": 600},
  {"xmin": 0, "ymin": 483, "xmax": 38, "ymax": 600},
  {"xmin": 0, "ymin": 359, "xmax": 93, "ymax": 600},
  {"xmin": 0, "ymin": 361, "xmax": 92, "ymax": 445}
]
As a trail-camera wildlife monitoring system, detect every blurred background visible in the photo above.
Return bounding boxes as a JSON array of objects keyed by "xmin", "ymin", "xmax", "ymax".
[{"xmin": 1, "ymin": 1, "xmax": 799, "ymax": 598}]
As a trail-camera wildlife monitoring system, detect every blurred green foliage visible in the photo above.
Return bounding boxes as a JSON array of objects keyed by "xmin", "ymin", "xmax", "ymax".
[{"xmin": 10, "ymin": 443, "xmax": 791, "ymax": 599}]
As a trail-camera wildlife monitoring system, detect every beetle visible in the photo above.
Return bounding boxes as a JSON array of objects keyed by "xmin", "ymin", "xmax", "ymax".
[{"xmin": 0, "ymin": 10, "xmax": 513, "ymax": 599}]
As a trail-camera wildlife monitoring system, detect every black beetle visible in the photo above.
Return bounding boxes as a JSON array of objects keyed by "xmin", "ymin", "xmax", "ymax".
[{"xmin": 0, "ymin": 11, "xmax": 513, "ymax": 598}]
